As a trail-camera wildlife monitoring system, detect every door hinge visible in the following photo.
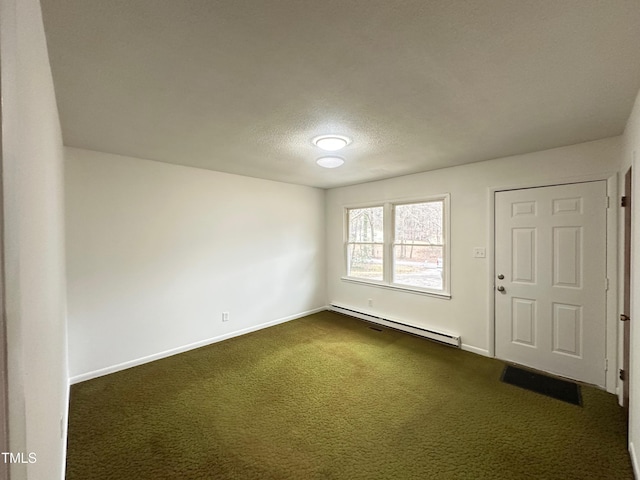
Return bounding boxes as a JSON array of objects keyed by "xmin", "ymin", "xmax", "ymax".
[
  {"xmin": 621, "ymin": 196, "xmax": 628, "ymax": 207},
  {"xmin": 620, "ymin": 369, "xmax": 625, "ymax": 381},
  {"xmin": 605, "ymin": 278, "xmax": 609, "ymax": 291},
  {"xmin": 605, "ymin": 359, "xmax": 608, "ymax": 371}
]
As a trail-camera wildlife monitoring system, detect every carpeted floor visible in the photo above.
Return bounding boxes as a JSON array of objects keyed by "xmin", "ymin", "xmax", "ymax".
[{"xmin": 66, "ymin": 311, "xmax": 634, "ymax": 479}]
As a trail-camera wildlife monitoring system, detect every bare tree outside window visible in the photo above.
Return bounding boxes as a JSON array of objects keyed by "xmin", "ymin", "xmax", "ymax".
[
  {"xmin": 347, "ymin": 206, "xmax": 384, "ymax": 280},
  {"xmin": 393, "ymin": 201, "xmax": 444, "ymax": 290},
  {"xmin": 344, "ymin": 197, "xmax": 449, "ymax": 295}
]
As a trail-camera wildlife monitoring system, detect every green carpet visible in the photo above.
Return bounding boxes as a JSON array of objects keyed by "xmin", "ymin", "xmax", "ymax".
[{"xmin": 66, "ymin": 311, "xmax": 634, "ymax": 479}]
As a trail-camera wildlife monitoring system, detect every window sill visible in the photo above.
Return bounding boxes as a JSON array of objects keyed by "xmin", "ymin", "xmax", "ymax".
[{"xmin": 340, "ymin": 276, "xmax": 451, "ymax": 299}]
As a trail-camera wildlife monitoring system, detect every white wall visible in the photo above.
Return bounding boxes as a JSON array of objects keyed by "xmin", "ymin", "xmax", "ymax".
[
  {"xmin": 622, "ymin": 87, "xmax": 640, "ymax": 477},
  {"xmin": 327, "ymin": 137, "xmax": 620, "ymax": 359},
  {"xmin": 65, "ymin": 148, "xmax": 326, "ymax": 380},
  {"xmin": 0, "ymin": 0, "xmax": 69, "ymax": 478}
]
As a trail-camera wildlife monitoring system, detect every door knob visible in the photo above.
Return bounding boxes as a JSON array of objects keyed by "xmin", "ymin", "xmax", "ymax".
[
  {"xmin": 497, "ymin": 286, "xmax": 506, "ymax": 292},
  {"xmin": 497, "ymin": 274, "xmax": 504, "ymax": 280}
]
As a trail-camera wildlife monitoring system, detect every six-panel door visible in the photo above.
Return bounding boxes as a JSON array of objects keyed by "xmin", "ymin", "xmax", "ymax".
[{"xmin": 495, "ymin": 181, "xmax": 607, "ymax": 386}]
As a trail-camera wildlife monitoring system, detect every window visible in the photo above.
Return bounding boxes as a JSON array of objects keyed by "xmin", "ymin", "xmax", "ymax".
[
  {"xmin": 393, "ymin": 201, "xmax": 444, "ymax": 291},
  {"xmin": 346, "ymin": 206, "xmax": 384, "ymax": 281},
  {"xmin": 344, "ymin": 196, "xmax": 450, "ymax": 297}
]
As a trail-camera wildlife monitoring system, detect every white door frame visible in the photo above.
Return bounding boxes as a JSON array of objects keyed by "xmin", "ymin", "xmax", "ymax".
[
  {"xmin": 0, "ymin": 32, "xmax": 9, "ymax": 478},
  {"xmin": 488, "ymin": 173, "xmax": 618, "ymax": 394}
]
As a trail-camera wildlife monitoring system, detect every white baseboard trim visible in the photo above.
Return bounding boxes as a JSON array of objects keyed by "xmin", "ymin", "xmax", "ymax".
[
  {"xmin": 60, "ymin": 379, "xmax": 70, "ymax": 480},
  {"xmin": 69, "ymin": 306, "xmax": 326, "ymax": 384},
  {"xmin": 461, "ymin": 344, "xmax": 491, "ymax": 357},
  {"xmin": 630, "ymin": 441, "xmax": 639, "ymax": 480}
]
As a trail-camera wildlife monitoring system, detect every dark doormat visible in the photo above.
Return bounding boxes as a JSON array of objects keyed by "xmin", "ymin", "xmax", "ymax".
[{"xmin": 501, "ymin": 365, "xmax": 582, "ymax": 406}]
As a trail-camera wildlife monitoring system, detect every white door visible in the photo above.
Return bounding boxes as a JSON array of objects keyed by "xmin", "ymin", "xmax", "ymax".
[{"xmin": 495, "ymin": 181, "xmax": 607, "ymax": 386}]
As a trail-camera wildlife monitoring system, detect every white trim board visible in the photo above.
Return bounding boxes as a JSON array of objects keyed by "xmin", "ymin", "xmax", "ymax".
[
  {"xmin": 461, "ymin": 344, "xmax": 491, "ymax": 357},
  {"xmin": 630, "ymin": 441, "xmax": 639, "ymax": 480},
  {"xmin": 60, "ymin": 381, "xmax": 70, "ymax": 480},
  {"xmin": 69, "ymin": 307, "xmax": 326, "ymax": 384}
]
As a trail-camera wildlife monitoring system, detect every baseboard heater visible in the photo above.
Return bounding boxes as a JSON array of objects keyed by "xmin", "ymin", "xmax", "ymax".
[{"xmin": 330, "ymin": 304, "xmax": 461, "ymax": 348}]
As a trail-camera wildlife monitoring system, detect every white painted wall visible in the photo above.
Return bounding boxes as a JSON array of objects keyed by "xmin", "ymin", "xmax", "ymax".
[
  {"xmin": 327, "ymin": 137, "xmax": 620, "ymax": 359},
  {"xmin": 65, "ymin": 148, "xmax": 326, "ymax": 380},
  {"xmin": 0, "ymin": 0, "xmax": 69, "ymax": 478},
  {"xmin": 622, "ymin": 87, "xmax": 640, "ymax": 477}
]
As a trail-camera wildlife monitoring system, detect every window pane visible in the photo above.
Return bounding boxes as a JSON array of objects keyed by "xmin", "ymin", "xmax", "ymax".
[
  {"xmin": 395, "ymin": 201, "xmax": 443, "ymax": 244},
  {"xmin": 348, "ymin": 207, "xmax": 384, "ymax": 243},
  {"xmin": 347, "ymin": 244, "xmax": 384, "ymax": 281},
  {"xmin": 393, "ymin": 245, "xmax": 443, "ymax": 290}
]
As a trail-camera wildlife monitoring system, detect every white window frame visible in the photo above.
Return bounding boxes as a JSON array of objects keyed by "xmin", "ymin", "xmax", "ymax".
[{"xmin": 342, "ymin": 194, "xmax": 451, "ymax": 299}]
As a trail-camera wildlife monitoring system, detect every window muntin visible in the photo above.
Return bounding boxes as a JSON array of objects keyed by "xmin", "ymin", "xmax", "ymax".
[
  {"xmin": 346, "ymin": 206, "xmax": 384, "ymax": 281},
  {"xmin": 344, "ymin": 196, "xmax": 449, "ymax": 296}
]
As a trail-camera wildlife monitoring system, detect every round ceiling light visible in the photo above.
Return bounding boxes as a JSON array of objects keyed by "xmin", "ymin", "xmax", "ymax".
[
  {"xmin": 316, "ymin": 156, "xmax": 345, "ymax": 168},
  {"xmin": 312, "ymin": 135, "xmax": 351, "ymax": 151}
]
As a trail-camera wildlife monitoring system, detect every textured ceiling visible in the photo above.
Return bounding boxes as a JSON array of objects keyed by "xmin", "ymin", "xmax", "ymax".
[{"xmin": 40, "ymin": 0, "xmax": 640, "ymax": 188}]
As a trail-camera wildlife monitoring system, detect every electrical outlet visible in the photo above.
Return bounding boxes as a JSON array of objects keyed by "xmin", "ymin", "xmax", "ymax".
[
  {"xmin": 368, "ymin": 298, "xmax": 373, "ymax": 307},
  {"xmin": 222, "ymin": 312, "xmax": 229, "ymax": 322},
  {"xmin": 473, "ymin": 247, "xmax": 486, "ymax": 258}
]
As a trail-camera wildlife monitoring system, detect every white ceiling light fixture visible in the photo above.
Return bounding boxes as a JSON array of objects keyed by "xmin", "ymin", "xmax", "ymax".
[
  {"xmin": 312, "ymin": 134, "xmax": 351, "ymax": 151},
  {"xmin": 316, "ymin": 156, "xmax": 345, "ymax": 168}
]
